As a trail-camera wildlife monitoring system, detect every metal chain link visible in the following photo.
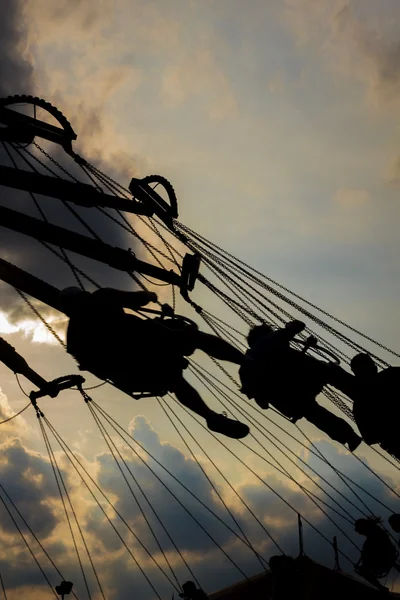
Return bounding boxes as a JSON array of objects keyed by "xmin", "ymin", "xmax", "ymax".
[
  {"xmin": 176, "ymin": 221, "xmax": 397, "ymax": 363},
  {"xmin": 33, "ymin": 142, "xmax": 80, "ymax": 183},
  {"xmin": 14, "ymin": 289, "xmax": 67, "ymax": 349}
]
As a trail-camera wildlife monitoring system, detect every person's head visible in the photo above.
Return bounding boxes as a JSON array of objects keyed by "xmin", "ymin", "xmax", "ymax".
[
  {"xmin": 355, "ymin": 517, "xmax": 380, "ymax": 536},
  {"xmin": 182, "ymin": 582, "xmax": 197, "ymax": 593},
  {"xmin": 58, "ymin": 287, "xmax": 88, "ymax": 316},
  {"xmin": 247, "ymin": 323, "xmax": 273, "ymax": 347},
  {"xmin": 350, "ymin": 353, "xmax": 378, "ymax": 378}
]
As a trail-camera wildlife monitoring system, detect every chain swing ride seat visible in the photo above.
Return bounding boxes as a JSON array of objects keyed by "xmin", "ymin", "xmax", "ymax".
[
  {"xmin": 0, "ymin": 95, "xmax": 202, "ymax": 400},
  {"xmin": 240, "ymin": 335, "xmax": 341, "ymax": 421},
  {"xmin": 71, "ymin": 304, "xmax": 200, "ymax": 400},
  {"xmin": 239, "ymin": 333, "xmax": 362, "ymax": 450},
  {"xmin": 354, "ymin": 518, "xmax": 400, "ymax": 591}
]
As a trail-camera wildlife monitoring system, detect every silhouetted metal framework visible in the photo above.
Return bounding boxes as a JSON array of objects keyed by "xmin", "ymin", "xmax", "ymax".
[
  {"xmin": 1, "ymin": 94, "xmax": 400, "ymax": 600},
  {"xmin": 0, "ymin": 95, "xmax": 199, "ymax": 295}
]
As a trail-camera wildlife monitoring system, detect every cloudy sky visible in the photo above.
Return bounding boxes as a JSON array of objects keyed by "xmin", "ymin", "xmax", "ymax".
[{"xmin": 0, "ymin": 0, "xmax": 400, "ymax": 598}]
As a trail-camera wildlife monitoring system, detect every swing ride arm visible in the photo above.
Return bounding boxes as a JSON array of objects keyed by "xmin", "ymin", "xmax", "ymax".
[
  {"xmin": 0, "ymin": 204, "xmax": 182, "ymax": 286},
  {"xmin": 0, "ymin": 165, "xmax": 153, "ymax": 216},
  {"xmin": 0, "ymin": 337, "xmax": 48, "ymax": 390},
  {"xmin": 0, "ymin": 336, "xmax": 86, "ymax": 403},
  {"xmin": 0, "ymin": 257, "xmax": 62, "ymax": 311}
]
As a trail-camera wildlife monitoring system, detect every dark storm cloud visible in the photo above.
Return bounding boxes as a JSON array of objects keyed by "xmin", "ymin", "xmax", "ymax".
[
  {"xmin": 0, "ymin": 119, "xmax": 141, "ymax": 327},
  {"xmin": 0, "ymin": 0, "xmax": 144, "ymax": 325},
  {"xmin": 0, "ymin": 0, "xmax": 34, "ymax": 97},
  {"xmin": 0, "ymin": 131, "xmax": 139, "ymax": 307},
  {"xmin": 96, "ymin": 425, "xmax": 242, "ymax": 554},
  {"xmin": 0, "ymin": 438, "xmax": 60, "ymax": 538},
  {"xmin": 93, "ymin": 418, "xmax": 396, "ymax": 593},
  {"xmin": 0, "ymin": 412, "xmax": 399, "ymax": 598}
]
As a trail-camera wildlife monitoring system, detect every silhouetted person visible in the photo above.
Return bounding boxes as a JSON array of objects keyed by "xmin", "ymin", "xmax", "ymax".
[
  {"xmin": 59, "ymin": 287, "xmax": 249, "ymax": 440},
  {"xmin": 389, "ymin": 514, "xmax": 400, "ymax": 535},
  {"xmin": 354, "ymin": 518, "xmax": 399, "ymax": 593},
  {"xmin": 333, "ymin": 353, "xmax": 400, "ymax": 456},
  {"xmin": 239, "ymin": 321, "xmax": 361, "ymax": 451},
  {"xmin": 179, "ymin": 581, "xmax": 208, "ymax": 600}
]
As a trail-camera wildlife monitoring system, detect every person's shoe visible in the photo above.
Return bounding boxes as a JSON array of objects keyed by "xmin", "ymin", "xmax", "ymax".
[
  {"xmin": 206, "ymin": 413, "xmax": 249, "ymax": 439},
  {"xmin": 348, "ymin": 434, "xmax": 362, "ymax": 453}
]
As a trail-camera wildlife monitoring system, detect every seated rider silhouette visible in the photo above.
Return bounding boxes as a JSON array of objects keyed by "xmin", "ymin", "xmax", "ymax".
[
  {"xmin": 59, "ymin": 286, "xmax": 249, "ymax": 440},
  {"xmin": 389, "ymin": 514, "xmax": 400, "ymax": 535},
  {"xmin": 179, "ymin": 581, "xmax": 208, "ymax": 600},
  {"xmin": 330, "ymin": 353, "xmax": 400, "ymax": 455},
  {"xmin": 239, "ymin": 320, "xmax": 361, "ymax": 452},
  {"xmin": 354, "ymin": 517, "xmax": 400, "ymax": 593}
]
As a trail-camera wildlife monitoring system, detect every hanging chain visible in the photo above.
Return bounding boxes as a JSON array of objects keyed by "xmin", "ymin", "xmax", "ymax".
[
  {"xmin": 14, "ymin": 289, "xmax": 67, "ymax": 349},
  {"xmin": 33, "ymin": 142, "xmax": 80, "ymax": 183}
]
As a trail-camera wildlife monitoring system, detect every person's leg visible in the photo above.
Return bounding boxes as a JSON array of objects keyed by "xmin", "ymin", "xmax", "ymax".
[
  {"xmin": 304, "ymin": 403, "xmax": 362, "ymax": 451},
  {"xmin": 171, "ymin": 377, "xmax": 212, "ymax": 418},
  {"xmin": 170, "ymin": 376, "xmax": 249, "ymax": 439},
  {"xmin": 190, "ymin": 331, "xmax": 244, "ymax": 364}
]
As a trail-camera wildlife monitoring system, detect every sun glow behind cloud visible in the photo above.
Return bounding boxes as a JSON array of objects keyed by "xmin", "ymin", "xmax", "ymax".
[
  {"xmin": 0, "ymin": 0, "xmax": 400, "ymax": 598},
  {"xmin": 0, "ymin": 312, "xmax": 65, "ymax": 345}
]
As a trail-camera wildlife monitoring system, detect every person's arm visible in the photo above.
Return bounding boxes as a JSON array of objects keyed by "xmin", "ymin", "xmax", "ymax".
[
  {"xmin": 91, "ymin": 288, "xmax": 157, "ymax": 310},
  {"xmin": 273, "ymin": 320, "xmax": 306, "ymax": 344}
]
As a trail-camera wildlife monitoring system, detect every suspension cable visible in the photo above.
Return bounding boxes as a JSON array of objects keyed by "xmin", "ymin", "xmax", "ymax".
[
  {"xmin": 41, "ymin": 416, "xmax": 167, "ymax": 600},
  {"xmin": 158, "ymin": 397, "xmax": 272, "ymax": 565},
  {"xmin": 38, "ymin": 418, "xmax": 94, "ymax": 600},
  {"xmin": 187, "ymin": 364, "xmax": 367, "ymax": 533},
  {"xmin": 0, "ymin": 483, "xmax": 80, "ymax": 600},
  {"xmin": 0, "ymin": 490, "xmax": 59, "ymax": 599},
  {"xmin": 89, "ymin": 401, "xmax": 267, "ymax": 572},
  {"xmin": 86, "ymin": 401, "xmax": 183, "ymax": 591},
  {"xmin": 187, "ymin": 359, "xmax": 398, "ymax": 513}
]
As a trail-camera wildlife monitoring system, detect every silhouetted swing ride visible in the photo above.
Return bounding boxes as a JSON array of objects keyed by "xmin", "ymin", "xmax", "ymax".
[{"xmin": 0, "ymin": 95, "xmax": 400, "ymax": 598}]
